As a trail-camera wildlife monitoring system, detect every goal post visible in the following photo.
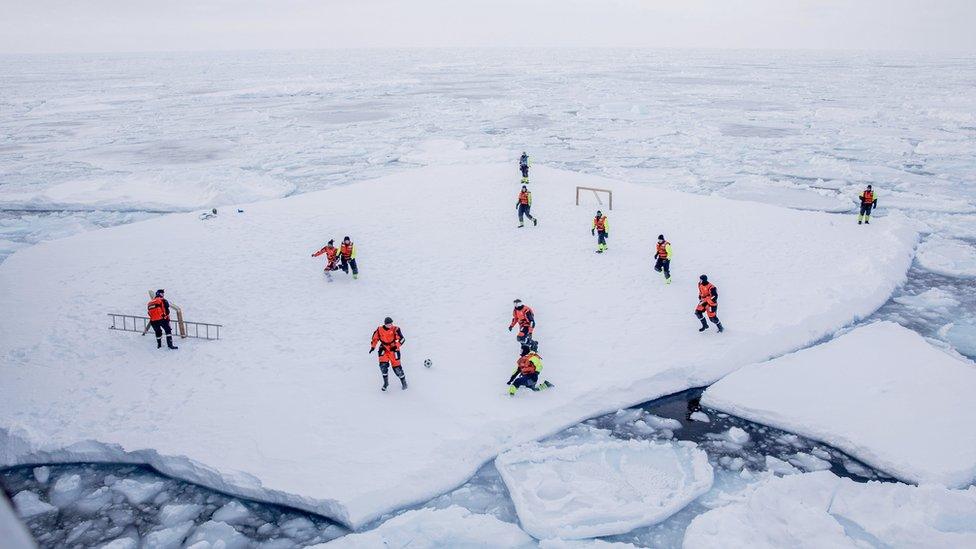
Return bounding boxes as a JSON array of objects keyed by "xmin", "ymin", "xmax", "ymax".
[{"xmin": 575, "ymin": 186, "xmax": 613, "ymax": 210}]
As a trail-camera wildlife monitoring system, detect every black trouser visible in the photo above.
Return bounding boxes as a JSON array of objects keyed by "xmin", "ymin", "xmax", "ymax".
[
  {"xmin": 859, "ymin": 203, "xmax": 873, "ymax": 216},
  {"xmin": 513, "ymin": 372, "xmax": 539, "ymax": 390},
  {"xmin": 151, "ymin": 319, "xmax": 174, "ymax": 347},
  {"xmin": 339, "ymin": 256, "xmax": 358, "ymax": 275},
  {"xmin": 695, "ymin": 305, "xmax": 720, "ymax": 324},
  {"xmin": 597, "ymin": 230, "xmax": 607, "ymax": 246},
  {"xmin": 518, "ymin": 204, "xmax": 534, "ymax": 223},
  {"xmin": 379, "ymin": 362, "xmax": 406, "ymax": 384},
  {"xmin": 520, "ymin": 165, "xmax": 529, "ymax": 178},
  {"xmin": 654, "ymin": 258, "xmax": 670, "ymax": 278}
]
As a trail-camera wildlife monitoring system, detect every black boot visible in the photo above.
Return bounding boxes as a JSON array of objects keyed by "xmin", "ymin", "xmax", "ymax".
[
  {"xmin": 533, "ymin": 218, "xmax": 538, "ymax": 226},
  {"xmin": 716, "ymin": 322, "xmax": 724, "ymax": 333},
  {"xmin": 166, "ymin": 336, "xmax": 178, "ymax": 349},
  {"xmin": 698, "ymin": 319, "xmax": 709, "ymax": 332},
  {"xmin": 156, "ymin": 338, "xmax": 162, "ymax": 349},
  {"xmin": 400, "ymin": 377, "xmax": 408, "ymax": 390},
  {"xmin": 381, "ymin": 375, "xmax": 389, "ymax": 392}
]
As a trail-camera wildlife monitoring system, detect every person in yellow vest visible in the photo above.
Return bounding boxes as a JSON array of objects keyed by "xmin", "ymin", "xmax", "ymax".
[
  {"xmin": 338, "ymin": 236, "xmax": 358, "ymax": 279},
  {"xmin": 858, "ymin": 185, "xmax": 878, "ymax": 225},
  {"xmin": 516, "ymin": 186, "xmax": 538, "ymax": 228},
  {"xmin": 147, "ymin": 289, "xmax": 178, "ymax": 350},
  {"xmin": 507, "ymin": 345, "xmax": 553, "ymax": 396},
  {"xmin": 592, "ymin": 211, "xmax": 609, "ymax": 253},
  {"xmin": 654, "ymin": 234, "xmax": 672, "ymax": 284}
]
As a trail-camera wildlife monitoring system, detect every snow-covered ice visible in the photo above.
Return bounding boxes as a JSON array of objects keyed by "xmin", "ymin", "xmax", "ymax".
[
  {"xmin": 916, "ymin": 236, "xmax": 976, "ymax": 278},
  {"xmin": 688, "ymin": 412, "xmax": 709, "ymax": 423},
  {"xmin": 703, "ymin": 321, "xmax": 976, "ymax": 487},
  {"xmin": 0, "ymin": 164, "xmax": 917, "ymax": 528},
  {"xmin": 318, "ymin": 506, "xmax": 536, "ymax": 548},
  {"xmin": 683, "ymin": 471, "xmax": 976, "ymax": 549},
  {"xmin": 496, "ymin": 438, "xmax": 713, "ymax": 539},
  {"xmin": 713, "ymin": 176, "xmax": 853, "ymax": 212}
]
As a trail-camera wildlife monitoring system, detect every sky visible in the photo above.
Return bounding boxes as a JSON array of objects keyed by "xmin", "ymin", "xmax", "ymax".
[{"xmin": 1, "ymin": 0, "xmax": 974, "ymax": 54}]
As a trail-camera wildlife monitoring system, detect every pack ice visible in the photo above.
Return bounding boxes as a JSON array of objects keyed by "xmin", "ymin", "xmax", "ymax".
[
  {"xmin": 495, "ymin": 438, "xmax": 712, "ymax": 539},
  {"xmin": 702, "ymin": 321, "xmax": 976, "ymax": 487},
  {"xmin": 684, "ymin": 471, "xmax": 976, "ymax": 549},
  {"xmin": 0, "ymin": 164, "xmax": 916, "ymax": 529}
]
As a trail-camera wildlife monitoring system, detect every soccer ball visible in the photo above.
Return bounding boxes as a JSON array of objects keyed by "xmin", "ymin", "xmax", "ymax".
[{"xmin": 424, "ymin": 358, "xmax": 432, "ymax": 368}]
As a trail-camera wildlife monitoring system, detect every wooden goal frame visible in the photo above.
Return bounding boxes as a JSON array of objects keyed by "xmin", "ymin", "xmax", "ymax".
[{"xmin": 575, "ymin": 186, "xmax": 613, "ymax": 210}]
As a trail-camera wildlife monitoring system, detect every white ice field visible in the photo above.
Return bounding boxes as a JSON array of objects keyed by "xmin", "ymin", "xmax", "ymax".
[
  {"xmin": 703, "ymin": 321, "xmax": 976, "ymax": 488},
  {"xmin": 0, "ymin": 161, "xmax": 917, "ymax": 530}
]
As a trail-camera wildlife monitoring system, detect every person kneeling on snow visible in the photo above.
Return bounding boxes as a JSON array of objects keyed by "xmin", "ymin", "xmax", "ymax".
[
  {"xmin": 370, "ymin": 317, "xmax": 407, "ymax": 391},
  {"xmin": 507, "ymin": 345, "xmax": 552, "ymax": 396}
]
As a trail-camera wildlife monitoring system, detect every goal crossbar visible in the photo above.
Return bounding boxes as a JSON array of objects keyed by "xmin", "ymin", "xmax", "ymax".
[{"xmin": 575, "ymin": 186, "xmax": 613, "ymax": 210}]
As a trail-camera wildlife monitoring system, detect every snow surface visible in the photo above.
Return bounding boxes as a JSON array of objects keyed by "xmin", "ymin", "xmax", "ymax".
[
  {"xmin": 0, "ymin": 164, "xmax": 917, "ymax": 528},
  {"xmin": 495, "ymin": 438, "xmax": 712, "ymax": 539},
  {"xmin": 702, "ymin": 321, "xmax": 976, "ymax": 487},
  {"xmin": 713, "ymin": 176, "xmax": 853, "ymax": 212},
  {"xmin": 317, "ymin": 506, "xmax": 536, "ymax": 548},
  {"xmin": 916, "ymin": 236, "xmax": 976, "ymax": 278},
  {"xmin": 683, "ymin": 471, "xmax": 976, "ymax": 549}
]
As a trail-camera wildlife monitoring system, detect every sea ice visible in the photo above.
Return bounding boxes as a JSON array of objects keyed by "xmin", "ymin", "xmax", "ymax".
[
  {"xmin": 111, "ymin": 478, "xmax": 166, "ymax": 505},
  {"xmin": 703, "ymin": 321, "xmax": 976, "ymax": 487},
  {"xmin": 688, "ymin": 412, "xmax": 710, "ymax": 423},
  {"xmin": 12, "ymin": 490, "xmax": 57, "ymax": 518},
  {"xmin": 211, "ymin": 500, "xmax": 250, "ymax": 524},
  {"xmin": 714, "ymin": 176, "xmax": 853, "ymax": 212},
  {"xmin": 32, "ymin": 466, "xmax": 50, "ymax": 484},
  {"xmin": 945, "ymin": 319, "xmax": 976, "ymax": 358},
  {"xmin": 916, "ymin": 236, "xmax": 976, "ymax": 278},
  {"xmin": 0, "ymin": 164, "xmax": 917, "ymax": 528},
  {"xmin": 318, "ymin": 506, "xmax": 535, "ymax": 548},
  {"xmin": 158, "ymin": 503, "xmax": 203, "ymax": 526},
  {"xmin": 495, "ymin": 438, "xmax": 713, "ymax": 539},
  {"xmin": 184, "ymin": 520, "xmax": 249, "ymax": 549},
  {"xmin": 683, "ymin": 471, "xmax": 976, "ymax": 549}
]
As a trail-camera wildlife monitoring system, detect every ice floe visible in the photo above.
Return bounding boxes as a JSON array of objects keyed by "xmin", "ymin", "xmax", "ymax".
[
  {"xmin": 495, "ymin": 438, "xmax": 713, "ymax": 539},
  {"xmin": 703, "ymin": 321, "xmax": 976, "ymax": 487},
  {"xmin": 0, "ymin": 164, "xmax": 917, "ymax": 528}
]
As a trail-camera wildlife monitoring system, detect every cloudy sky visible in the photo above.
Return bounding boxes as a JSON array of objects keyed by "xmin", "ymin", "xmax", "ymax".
[{"xmin": 2, "ymin": 0, "xmax": 974, "ymax": 54}]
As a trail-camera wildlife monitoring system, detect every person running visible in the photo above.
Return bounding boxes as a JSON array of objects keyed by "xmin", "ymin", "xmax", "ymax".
[
  {"xmin": 507, "ymin": 345, "xmax": 553, "ymax": 396},
  {"xmin": 654, "ymin": 234, "xmax": 672, "ymax": 284},
  {"xmin": 516, "ymin": 185, "xmax": 538, "ymax": 228},
  {"xmin": 695, "ymin": 274, "xmax": 724, "ymax": 333},
  {"xmin": 519, "ymin": 152, "xmax": 530, "ymax": 183},
  {"xmin": 311, "ymin": 239, "xmax": 340, "ymax": 279},
  {"xmin": 370, "ymin": 317, "xmax": 407, "ymax": 391},
  {"xmin": 509, "ymin": 299, "xmax": 537, "ymax": 349},
  {"xmin": 338, "ymin": 236, "xmax": 359, "ymax": 279},
  {"xmin": 146, "ymin": 289, "xmax": 178, "ymax": 350},
  {"xmin": 592, "ymin": 210, "xmax": 609, "ymax": 253},
  {"xmin": 858, "ymin": 185, "xmax": 878, "ymax": 225}
]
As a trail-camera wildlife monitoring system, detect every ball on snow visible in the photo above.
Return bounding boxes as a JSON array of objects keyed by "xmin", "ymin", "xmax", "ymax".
[{"xmin": 424, "ymin": 358, "xmax": 432, "ymax": 368}]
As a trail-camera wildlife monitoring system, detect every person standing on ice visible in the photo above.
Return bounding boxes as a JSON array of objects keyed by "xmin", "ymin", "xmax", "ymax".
[
  {"xmin": 507, "ymin": 345, "xmax": 552, "ymax": 396},
  {"xmin": 695, "ymin": 275, "xmax": 724, "ymax": 333},
  {"xmin": 857, "ymin": 185, "xmax": 878, "ymax": 225},
  {"xmin": 338, "ymin": 236, "xmax": 359, "ymax": 279},
  {"xmin": 516, "ymin": 185, "xmax": 538, "ymax": 228},
  {"xmin": 519, "ymin": 152, "xmax": 530, "ymax": 183},
  {"xmin": 370, "ymin": 317, "xmax": 407, "ymax": 391},
  {"xmin": 654, "ymin": 234, "xmax": 672, "ymax": 284},
  {"xmin": 592, "ymin": 210, "xmax": 609, "ymax": 253},
  {"xmin": 509, "ymin": 299, "xmax": 537, "ymax": 350},
  {"xmin": 146, "ymin": 289, "xmax": 178, "ymax": 350},
  {"xmin": 311, "ymin": 239, "xmax": 340, "ymax": 278}
]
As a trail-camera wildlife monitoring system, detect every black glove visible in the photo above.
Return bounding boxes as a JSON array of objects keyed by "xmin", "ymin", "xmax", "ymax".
[
  {"xmin": 369, "ymin": 348, "xmax": 374, "ymax": 354},
  {"xmin": 508, "ymin": 326, "xmax": 513, "ymax": 332},
  {"xmin": 591, "ymin": 229, "xmax": 595, "ymax": 236}
]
